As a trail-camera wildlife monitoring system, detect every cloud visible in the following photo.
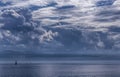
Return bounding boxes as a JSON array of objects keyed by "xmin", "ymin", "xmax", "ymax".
[
  {"xmin": 0, "ymin": 8, "xmax": 58, "ymax": 48},
  {"xmin": 96, "ymin": 0, "xmax": 115, "ymax": 6},
  {"xmin": 0, "ymin": 0, "xmax": 120, "ymax": 53},
  {"xmin": 113, "ymin": 0, "xmax": 120, "ymax": 5}
]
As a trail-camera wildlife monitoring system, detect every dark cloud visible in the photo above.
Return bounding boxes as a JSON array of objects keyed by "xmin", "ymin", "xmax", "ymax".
[
  {"xmin": 94, "ymin": 16, "xmax": 120, "ymax": 22},
  {"xmin": 0, "ymin": 1, "xmax": 12, "ymax": 6},
  {"xmin": 95, "ymin": 10, "xmax": 120, "ymax": 17},
  {"xmin": 0, "ymin": 9, "xmax": 36, "ymax": 36},
  {"xmin": 0, "ymin": 7, "xmax": 60, "ymax": 52},
  {"xmin": 56, "ymin": 5, "xmax": 75, "ymax": 10},
  {"xmin": 0, "ymin": 0, "xmax": 120, "ymax": 53},
  {"xmin": 108, "ymin": 26, "xmax": 120, "ymax": 33},
  {"xmin": 0, "ymin": 8, "xmax": 41, "ymax": 45},
  {"xmin": 44, "ymin": 26, "xmax": 119, "ymax": 51},
  {"xmin": 96, "ymin": 0, "xmax": 115, "ymax": 6}
]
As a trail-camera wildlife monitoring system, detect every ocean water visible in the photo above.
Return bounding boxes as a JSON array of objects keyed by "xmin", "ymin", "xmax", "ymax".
[{"xmin": 0, "ymin": 62, "xmax": 120, "ymax": 77}]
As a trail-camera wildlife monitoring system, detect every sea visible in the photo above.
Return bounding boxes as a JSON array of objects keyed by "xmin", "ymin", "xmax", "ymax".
[{"xmin": 0, "ymin": 60, "xmax": 120, "ymax": 77}]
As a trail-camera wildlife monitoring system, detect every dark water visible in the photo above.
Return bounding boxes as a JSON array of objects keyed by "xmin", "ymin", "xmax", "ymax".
[{"xmin": 0, "ymin": 63, "xmax": 120, "ymax": 77}]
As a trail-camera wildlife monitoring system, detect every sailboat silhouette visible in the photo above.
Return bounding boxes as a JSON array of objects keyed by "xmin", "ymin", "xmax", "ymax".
[{"xmin": 15, "ymin": 60, "xmax": 18, "ymax": 65}]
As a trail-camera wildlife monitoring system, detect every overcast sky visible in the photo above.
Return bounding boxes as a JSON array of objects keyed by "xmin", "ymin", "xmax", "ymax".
[{"xmin": 0, "ymin": 0, "xmax": 120, "ymax": 54}]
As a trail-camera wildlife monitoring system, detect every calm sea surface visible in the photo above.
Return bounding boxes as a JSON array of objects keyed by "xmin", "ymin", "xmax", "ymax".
[{"xmin": 0, "ymin": 61, "xmax": 120, "ymax": 77}]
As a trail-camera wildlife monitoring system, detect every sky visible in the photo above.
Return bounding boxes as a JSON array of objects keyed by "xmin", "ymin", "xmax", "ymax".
[{"xmin": 0, "ymin": 0, "xmax": 120, "ymax": 54}]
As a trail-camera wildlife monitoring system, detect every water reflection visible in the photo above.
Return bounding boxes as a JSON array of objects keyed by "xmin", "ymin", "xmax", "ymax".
[{"xmin": 0, "ymin": 63, "xmax": 120, "ymax": 77}]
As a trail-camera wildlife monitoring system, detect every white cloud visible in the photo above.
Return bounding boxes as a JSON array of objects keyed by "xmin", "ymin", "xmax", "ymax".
[
  {"xmin": 113, "ymin": 0, "xmax": 120, "ymax": 5},
  {"xmin": 0, "ymin": 0, "xmax": 120, "ymax": 52},
  {"xmin": 0, "ymin": 32, "xmax": 3, "ymax": 39},
  {"xmin": 39, "ymin": 30, "xmax": 58, "ymax": 43},
  {"xmin": 32, "ymin": 7, "xmax": 57, "ymax": 19}
]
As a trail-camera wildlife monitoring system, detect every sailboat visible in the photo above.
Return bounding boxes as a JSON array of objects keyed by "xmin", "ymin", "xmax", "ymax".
[{"xmin": 15, "ymin": 60, "xmax": 18, "ymax": 65}]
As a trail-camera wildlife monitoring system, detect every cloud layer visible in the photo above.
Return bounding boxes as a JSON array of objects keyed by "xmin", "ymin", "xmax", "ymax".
[{"xmin": 0, "ymin": 0, "xmax": 120, "ymax": 53}]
